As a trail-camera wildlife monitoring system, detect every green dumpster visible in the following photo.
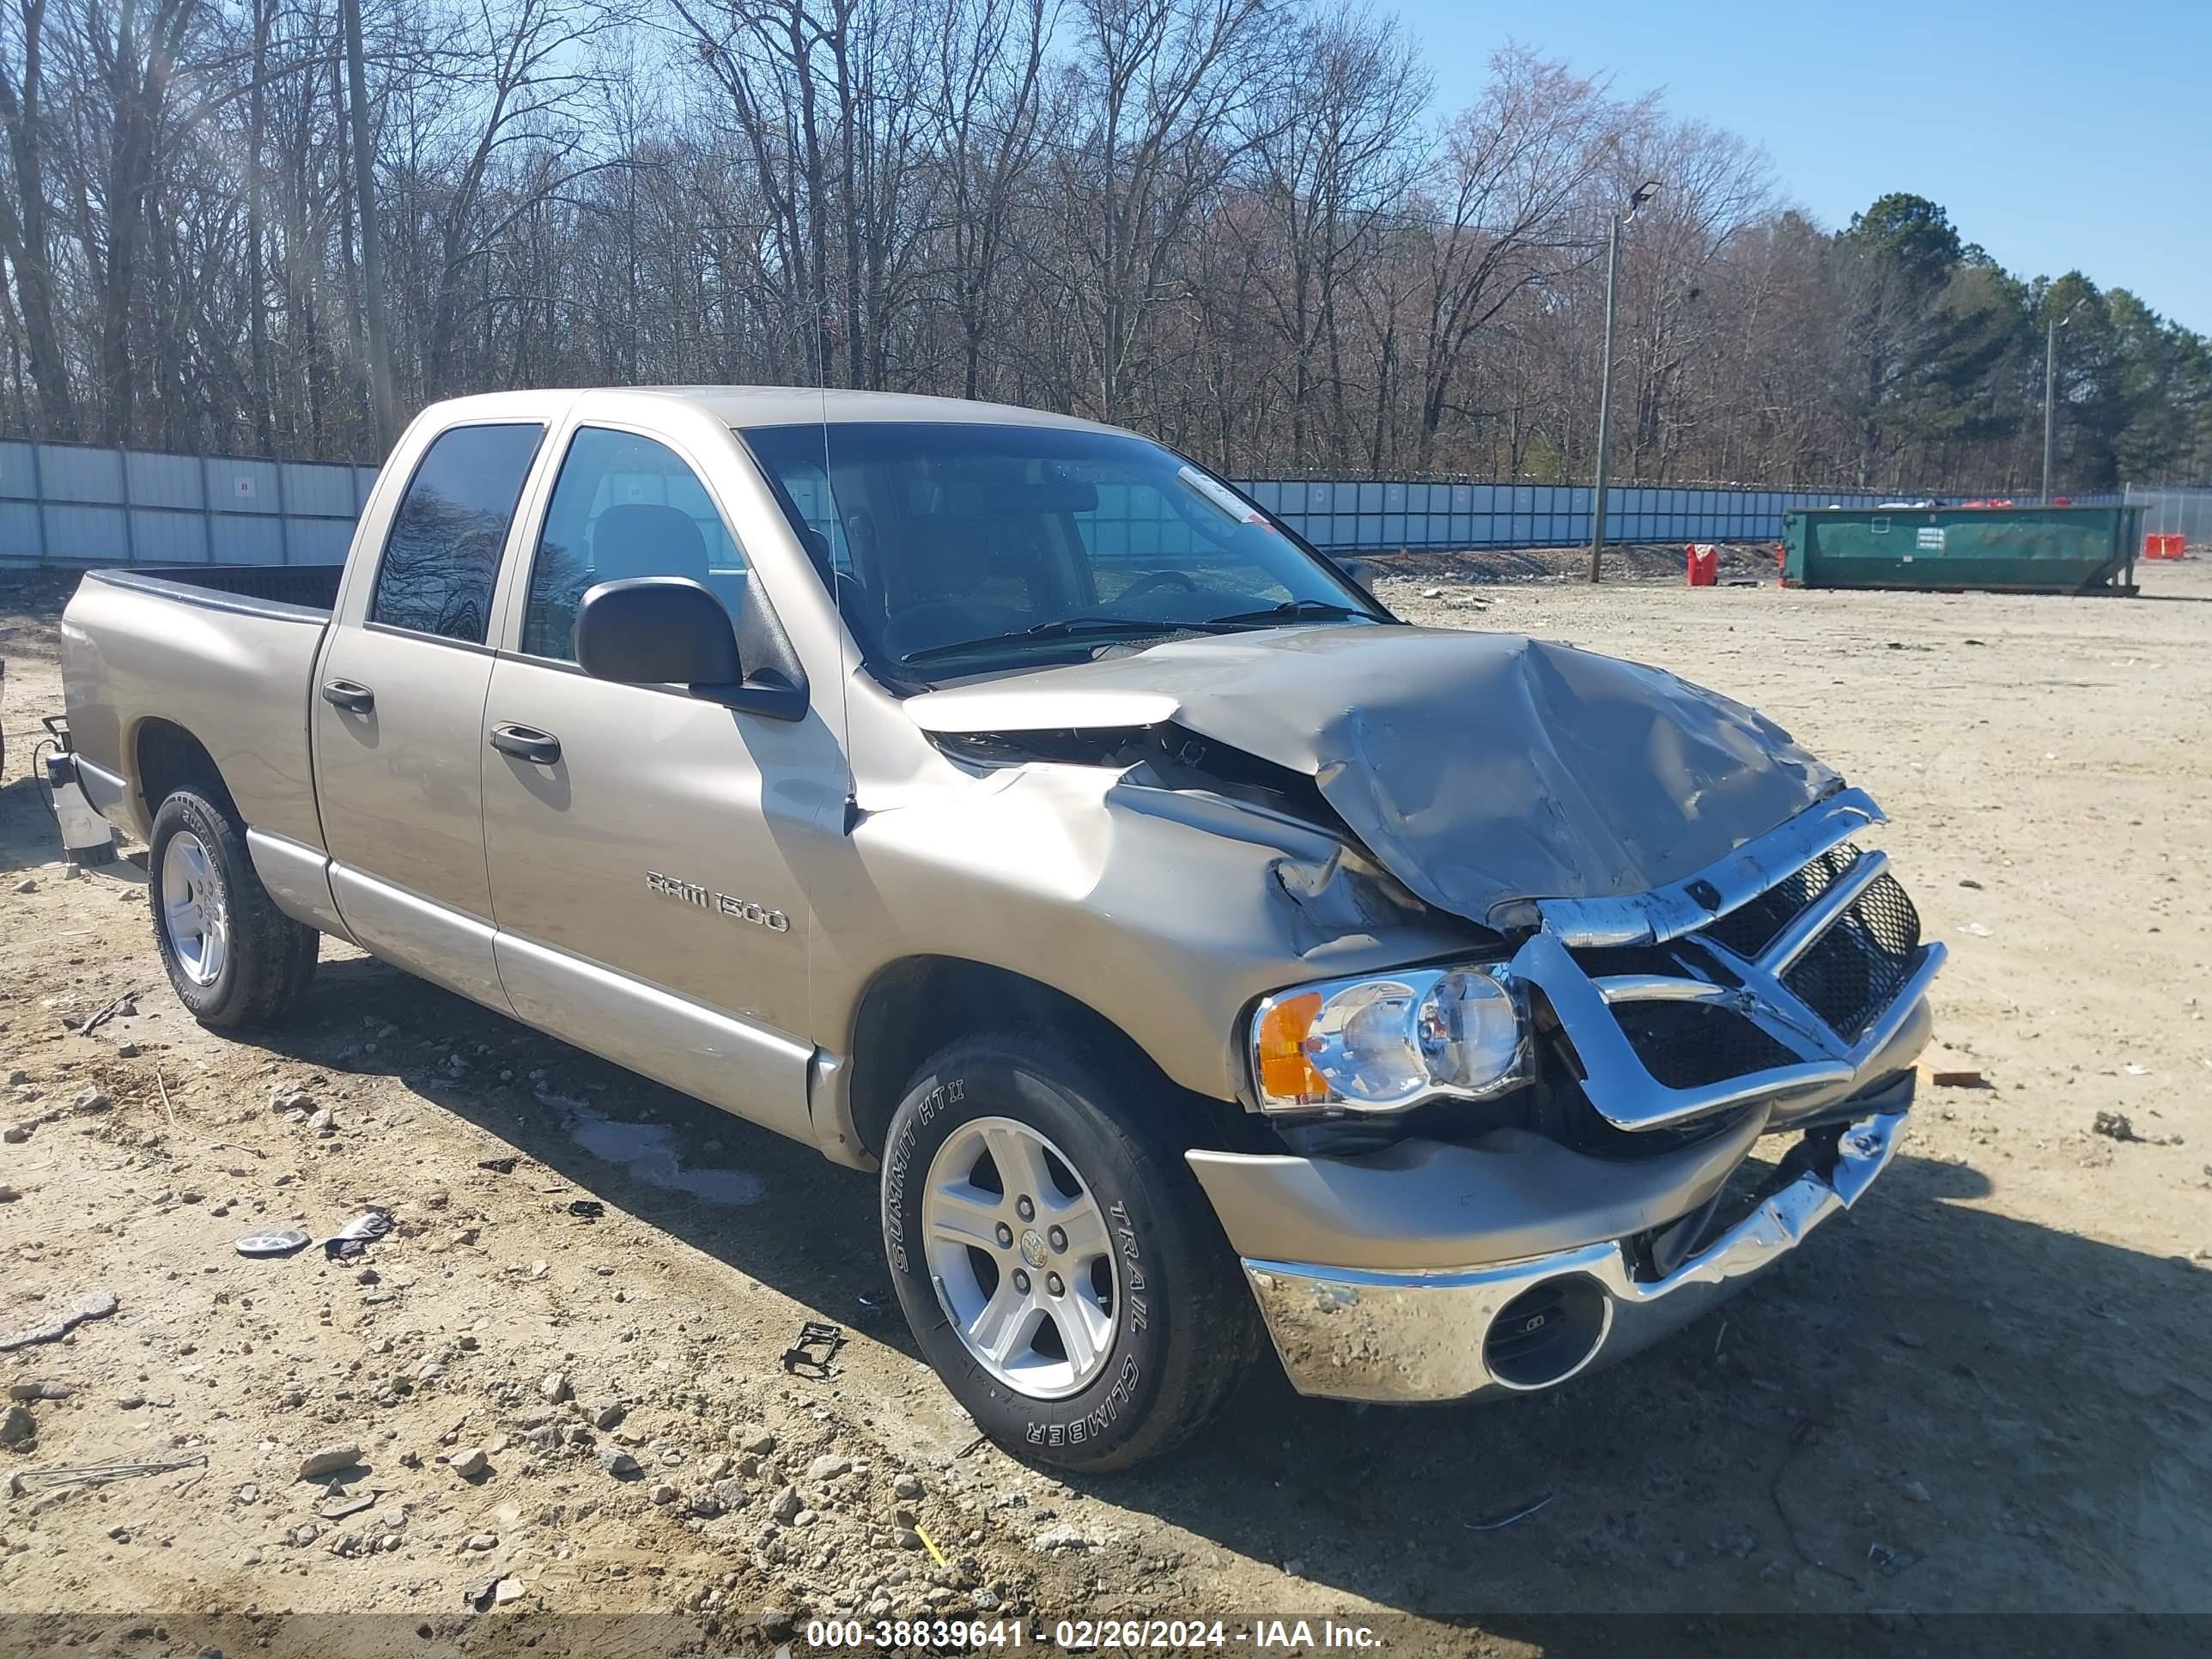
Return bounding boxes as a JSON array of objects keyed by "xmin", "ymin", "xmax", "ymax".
[{"xmin": 1783, "ymin": 504, "xmax": 2142, "ymax": 594}]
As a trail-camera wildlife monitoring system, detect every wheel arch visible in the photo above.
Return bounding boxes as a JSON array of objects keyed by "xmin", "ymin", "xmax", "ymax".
[
  {"xmin": 844, "ymin": 955, "xmax": 1218, "ymax": 1163},
  {"xmin": 133, "ymin": 718, "xmax": 239, "ymax": 825}
]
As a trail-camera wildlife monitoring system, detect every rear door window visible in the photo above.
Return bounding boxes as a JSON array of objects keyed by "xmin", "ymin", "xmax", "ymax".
[{"xmin": 368, "ymin": 422, "xmax": 545, "ymax": 644}]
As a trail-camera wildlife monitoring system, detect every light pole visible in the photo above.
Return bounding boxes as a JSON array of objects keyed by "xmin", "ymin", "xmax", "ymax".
[
  {"xmin": 2042, "ymin": 296, "xmax": 2085, "ymax": 504},
  {"xmin": 1588, "ymin": 180, "xmax": 1662, "ymax": 582}
]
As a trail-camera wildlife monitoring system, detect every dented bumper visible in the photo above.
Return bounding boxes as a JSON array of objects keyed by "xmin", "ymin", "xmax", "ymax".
[{"xmin": 1201, "ymin": 1088, "xmax": 1911, "ymax": 1404}]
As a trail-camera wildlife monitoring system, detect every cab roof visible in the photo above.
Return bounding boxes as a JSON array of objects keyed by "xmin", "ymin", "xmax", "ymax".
[{"xmin": 417, "ymin": 386, "xmax": 1123, "ymax": 434}]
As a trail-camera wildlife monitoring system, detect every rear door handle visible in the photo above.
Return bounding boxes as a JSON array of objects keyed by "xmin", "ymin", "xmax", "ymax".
[
  {"xmin": 320, "ymin": 678, "xmax": 375, "ymax": 713},
  {"xmin": 489, "ymin": 723, "xmax": 562, "ymax": 765}
]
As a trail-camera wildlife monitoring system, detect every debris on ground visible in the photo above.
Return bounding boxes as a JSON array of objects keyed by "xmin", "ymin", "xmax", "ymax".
[
  {"xmin": 322, "ymin": 1208, "xmax": 393, "ymax": 1260},
  {"xmin": 460, "ymin": 1573, "xmax": 526, "ymax": 1609},
  {"xmin": 1932, "ymin": 1070, "xmax": 1990, "ymax": 1088},
  {"xmin": 566, "ymin": 1199, "xmax": 605, "ymax": 1220},
  {"xmin": 1868, "ymin": 1540, "xmax": 1920, "ymax": 1577},
  {"xmin": 2094, "ymin": 1110, "xmax": 2139, "ymax": 1142},
  {"xmin": 781, "ymin": 1320, "xmax": 846, "ymax": 1377},
  {"xmin": 1466, "ymin": 1492, "xmax": 1554, "ymax": 1532},
  {"xmin": 76, "ymin": 991, "xmax": 139, "ymax": 1036},
  {"xmin": 0, "ymin": 1288, "xmax": 119, "ymax": 1352},
  {"xmin": 235, "ymin": 1227, "xmax": 311, "ymax": 1258},
  {"xmin": 10, "ymin": 1453, "xmax": 208, "ymax": 1494}
]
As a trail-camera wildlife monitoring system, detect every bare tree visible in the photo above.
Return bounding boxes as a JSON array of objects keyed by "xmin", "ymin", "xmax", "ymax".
[{"xmin": 0, "ymin": 0, "xmax": 2203, "ymax": 493}]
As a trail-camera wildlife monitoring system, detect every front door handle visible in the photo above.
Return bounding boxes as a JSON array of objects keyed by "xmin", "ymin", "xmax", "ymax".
[
  {"xmin": 320, "ymin": 678, "xmax": 375, "ymax": 714},
  {"xmin": 489, "ymin": 723, "xmax": 562, "ymax": 765}
]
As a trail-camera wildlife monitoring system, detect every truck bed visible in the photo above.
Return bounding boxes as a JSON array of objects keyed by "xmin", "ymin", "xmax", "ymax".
[
  {"xmin": 59, "ymin": 563, "xmax": 337, "ymax": 848},
  {"xmin": 91, "ymin": 562, "xmax": 343, "ymax": 617}
]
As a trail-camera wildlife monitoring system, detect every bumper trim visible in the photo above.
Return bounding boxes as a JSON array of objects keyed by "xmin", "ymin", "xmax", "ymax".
[{"xmin": 1239, "ymin": 1103, "xmax": 1911, "ymax": 1405}]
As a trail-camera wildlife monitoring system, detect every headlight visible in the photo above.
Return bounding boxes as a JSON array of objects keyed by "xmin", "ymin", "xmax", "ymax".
[{"xmin": 1249, "ymin": 965, "xmax": 1528, "ymax": 1114}]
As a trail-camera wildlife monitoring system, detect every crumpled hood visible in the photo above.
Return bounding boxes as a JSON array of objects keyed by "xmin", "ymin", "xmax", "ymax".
[{"xmin": 904, "ymin": 625, "xmax": 1839, "ymax": 926}]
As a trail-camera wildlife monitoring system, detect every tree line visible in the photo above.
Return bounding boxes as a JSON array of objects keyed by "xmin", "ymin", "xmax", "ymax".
[{"xmin": 3, "ymin": 0, "xmax": 2208, "ymax": 492}]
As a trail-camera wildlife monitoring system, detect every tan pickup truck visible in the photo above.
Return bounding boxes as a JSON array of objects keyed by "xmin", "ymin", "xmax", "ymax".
[{"xmin": 58, "ymin": 388, "xmax": 1942, "ymax": 1468}]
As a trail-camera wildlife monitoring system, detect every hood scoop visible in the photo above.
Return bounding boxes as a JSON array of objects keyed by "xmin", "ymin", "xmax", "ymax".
[{"xmin": 908, "ymin": 625, "xmax": 1838, "ymax": 927}]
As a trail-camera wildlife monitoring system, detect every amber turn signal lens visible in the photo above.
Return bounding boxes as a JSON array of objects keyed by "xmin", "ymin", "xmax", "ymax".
[{"xmin": 1255, "ymin": 990, "xmax": 1328, "ymax": 1103}]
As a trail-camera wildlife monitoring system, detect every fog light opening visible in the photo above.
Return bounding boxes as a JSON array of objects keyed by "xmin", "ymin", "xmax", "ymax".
[{"xmin": 1482, "ymin": 1275, "xmax": 1612, "ymax": 1390}]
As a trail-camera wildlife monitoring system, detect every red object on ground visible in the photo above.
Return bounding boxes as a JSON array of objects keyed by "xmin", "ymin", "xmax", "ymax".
[
  {"xmin": 1686, "ymin": 544, "xmax": 1719, "ymax": 586},
  {"xmin": 2143, "ymin": 533, "xmax": 2185, "ymax": 560}
]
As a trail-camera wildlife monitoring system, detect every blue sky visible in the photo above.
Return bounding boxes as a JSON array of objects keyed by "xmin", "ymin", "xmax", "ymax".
[{"xmin": 1390, "ymin": 0, "xmax": 2210, "ymax": 332}]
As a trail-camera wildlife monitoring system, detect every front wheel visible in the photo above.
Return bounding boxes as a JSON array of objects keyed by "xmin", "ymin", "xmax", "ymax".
[
  {"xmin": 148, "ymin": 788, "xmax": 319, "ymax": 1029},
  {"xmin": 880, "ymin": 1032, "xmax": 1259, "ymax": 1471}
]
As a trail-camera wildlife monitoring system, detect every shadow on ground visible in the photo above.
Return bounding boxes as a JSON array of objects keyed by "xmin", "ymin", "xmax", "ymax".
[{"xmin": 215, "ymin": 951, "xmax": 2212, "ymax": 1622}]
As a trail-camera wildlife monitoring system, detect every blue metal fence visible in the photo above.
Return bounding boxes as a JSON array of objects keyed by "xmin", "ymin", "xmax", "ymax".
[
  {"xmin": 0, "ymin": 439, "xmax": 378, "ymax": 566},
  {"xmin": 0, "ymin": 434, "xmax": 2125, "ymax": 565}
]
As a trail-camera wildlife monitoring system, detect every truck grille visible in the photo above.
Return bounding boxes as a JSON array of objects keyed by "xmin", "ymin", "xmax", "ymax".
[
  {"xmin": 1698, "ymin": 842, "xmax": 1860, "ymax": 959},
  {"xmin": 1528, "ymin": 787, "xmax": 1944, "ymax": 1132},
  {"xmin": 1578, "ymin": 847, "xmax": 1926, "ymax": 1097},
  {"xmin": 1778, "ymin": 871, "xmax": 1920, "ymax": 1041},
  {"xmin": 1611, "ymin": 1000, "xmax": 1802, "ymax": 1090}
]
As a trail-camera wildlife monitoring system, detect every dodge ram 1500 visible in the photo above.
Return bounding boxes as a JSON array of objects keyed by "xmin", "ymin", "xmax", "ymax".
[{"xmin": 58, "ymin": 387, "xmax": 1942, "ymax": 1468}]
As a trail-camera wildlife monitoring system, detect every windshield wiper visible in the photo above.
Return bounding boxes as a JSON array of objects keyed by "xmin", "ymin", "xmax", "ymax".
[
  {"xmin": 1200, "ymin": 598, "xmax": 1371, "ymax": 627},
  {"xmin": 899, "ymin": 616, "xmax": 1197, "ymax": 664}
]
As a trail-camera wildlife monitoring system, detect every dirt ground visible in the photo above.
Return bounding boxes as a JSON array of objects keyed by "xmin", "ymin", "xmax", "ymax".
[{"xmin": 0, "ymin": 553, "xmax": 2208, "ymax": 1656}]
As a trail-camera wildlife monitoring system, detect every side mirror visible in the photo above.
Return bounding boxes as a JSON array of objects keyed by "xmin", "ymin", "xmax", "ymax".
[
  {"xmin": 575, "ymin": 577, "xmax": 741, "ymax": 687},
  {"xmin": 1336, "ymin": 557, "xmax": 1376, "ymax": 595}
]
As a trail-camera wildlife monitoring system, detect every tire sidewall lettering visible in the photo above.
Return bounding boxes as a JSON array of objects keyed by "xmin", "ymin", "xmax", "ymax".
[{"xmin": 882, "ymin": 1076, "xmax": 964, "ymax": 1277}]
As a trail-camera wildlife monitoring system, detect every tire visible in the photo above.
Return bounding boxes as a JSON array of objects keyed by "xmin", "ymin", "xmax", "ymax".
[
  {"xmin": 881, "ymin": 1031, "xmax": 1260, "ymax": 1471},
  {"xmin": 147, "ymin": 787, "xmax": 319, "ymax": 1030}
]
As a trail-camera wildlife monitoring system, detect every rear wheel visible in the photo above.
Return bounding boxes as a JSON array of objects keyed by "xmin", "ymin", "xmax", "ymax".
[
  {"xmin": 148, "ymin": 788, "xmax": 319, "ymax": 1029},
  {"xmin": 880, "ymin": 1031, "xmax": 1259, "ymax": 1470}
]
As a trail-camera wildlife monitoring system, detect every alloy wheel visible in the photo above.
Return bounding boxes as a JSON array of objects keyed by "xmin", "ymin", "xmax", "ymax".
[
  {"xmin": 160, "ymin": 830, "xmax": 228, "ymax": 987},
  {"xmin": 920, "ymin": 1115, "xmax": 1120, "ymax": 1400}
]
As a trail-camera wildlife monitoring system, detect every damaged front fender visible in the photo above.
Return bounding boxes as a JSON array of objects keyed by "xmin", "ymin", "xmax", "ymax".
[{"xmin": 822, "ymin": 752, "xmax": 1483, "ymax": 1107}]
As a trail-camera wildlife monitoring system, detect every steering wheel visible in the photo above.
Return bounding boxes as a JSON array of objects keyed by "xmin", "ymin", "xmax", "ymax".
[{"xmin": 1118, "ymin": 568, "xmax": 1200, "ymax": 600}]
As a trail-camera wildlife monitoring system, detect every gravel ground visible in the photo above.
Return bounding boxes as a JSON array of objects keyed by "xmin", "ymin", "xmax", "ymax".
[{"xmin": 1, "ymin": 554, "xmax": 2208, "ymax": 1656}]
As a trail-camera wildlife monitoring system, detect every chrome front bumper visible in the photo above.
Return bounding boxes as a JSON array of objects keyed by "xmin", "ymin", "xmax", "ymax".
[{"xmin": 1235, "ymin": 1102, "xmax": 1911, "ymax": 1404}]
